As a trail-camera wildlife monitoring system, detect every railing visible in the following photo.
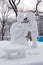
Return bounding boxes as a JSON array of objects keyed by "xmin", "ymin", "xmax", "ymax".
[{"xmin": 0, "ymin": 36, "xmax": 11, "ymax": 41}]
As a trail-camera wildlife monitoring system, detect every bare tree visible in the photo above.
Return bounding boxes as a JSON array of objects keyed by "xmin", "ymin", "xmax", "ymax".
[
  {"xmin": 1, "ymin": 1, "xmax": 9, "ymax": 40},
  {"xmin": 0, "ymin": 0, "xmax": 14, "ymax": 40},
  {"xmin": 9, "ymin": 0, "xmax": 20, "ymax": 17},
  {"xmin": 34, "ymin": 0, "xmax": 41, "ymax": 13}
]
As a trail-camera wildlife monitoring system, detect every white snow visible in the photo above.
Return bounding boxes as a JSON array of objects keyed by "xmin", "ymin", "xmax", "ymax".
[{"xmin": 0, "ymin": 41, "xmax": 43, "ymax": 65}]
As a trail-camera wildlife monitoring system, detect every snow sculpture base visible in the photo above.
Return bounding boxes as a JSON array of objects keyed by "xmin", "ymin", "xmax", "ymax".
[
  {"xmin": 4, "ymin": 50, "xmax": 26, "ymax": 59},
  {"xmin": 3, "ymin": 44, "xmax": 27, "ymax": 59}
]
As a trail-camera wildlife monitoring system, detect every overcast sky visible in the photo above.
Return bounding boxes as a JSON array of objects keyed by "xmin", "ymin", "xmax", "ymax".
[
  {"xmin": 17, "ymin": 0, "xmax": 37, "ymax": 11},
  {"xmin": 17, "ymin": 0, "xmax": 43, "ymax": 12},
  {"xmin": 5, "ymin": 0, "xmax": 43, "ymax": 12},
  {"xmin": 0, "ymin": 0, "xmax": 43, "ymax": 19},
  {"xmin": 7, "ymin": 0, "xmax": 43, "ymax": 19},
  {"xmin": 0, "ymin": 0, "xmax": 43, "ymax": 12}
]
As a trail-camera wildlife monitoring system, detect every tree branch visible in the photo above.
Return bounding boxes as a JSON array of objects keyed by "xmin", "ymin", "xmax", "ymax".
[
  {"xmin": 9, "ymin": 0, "xmax": 17, "ymax": 16},
  {"xmin": 16, "ymin": 0, "xmax": 20, "ymax": 6},
  {"xmin": 12, "ymin": 0, "xmax": 17, "ymax": 14},
  {"xmin": 34, "ymin": 0, "xmax": 41, "ymax": 13},
  {"xmin": 9, "ymin": 0, "xmax": 20, "ymax": 17}
]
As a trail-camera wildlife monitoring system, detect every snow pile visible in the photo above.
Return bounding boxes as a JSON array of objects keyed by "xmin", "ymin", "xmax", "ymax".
[
  {"xmin": 0, "ymin": 41, "xmax": 27, "ymax": 58},
  {"xmin": 0, "ymin": 41, "xmax": 43, "ymax": 65}
]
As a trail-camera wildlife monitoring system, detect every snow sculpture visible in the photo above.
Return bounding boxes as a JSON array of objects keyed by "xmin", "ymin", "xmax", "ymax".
[
  {"xmin": 27, "ymin": 12, "xmax": 38, "ymax": 48},
  {"xmin": 10, "ymin": 12, "xmax": 29, "ymax": 45},
  {"xmin": 10, "ymin": 12, "xmax": 38, "ymax": 48}
]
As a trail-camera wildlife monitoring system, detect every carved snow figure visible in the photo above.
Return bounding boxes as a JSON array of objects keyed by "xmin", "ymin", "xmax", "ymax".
[
  {"xmin": 10, "ymin": 12, "xmax": 38, "ymax": 48},
  {"xmin": 27, "ymin": 12, "xmax": 38, "ymax": 48},
  {"xmin": 10, "ymin": 13, "xmax": 28, "ymax": 45}
]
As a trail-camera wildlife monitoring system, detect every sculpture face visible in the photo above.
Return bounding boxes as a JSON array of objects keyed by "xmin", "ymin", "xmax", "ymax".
[
  {"xmin": 17, "ymin": 12, "xmax": 36, "ymax": 26},
  {"xmin": 17, "ymin": 12, "xmax": 30, "ymax": 23}
]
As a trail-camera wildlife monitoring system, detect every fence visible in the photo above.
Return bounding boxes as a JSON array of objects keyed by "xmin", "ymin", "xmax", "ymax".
[{"xmin": 0, "ymin": 36, "xmax": 11, "ymax": 41}]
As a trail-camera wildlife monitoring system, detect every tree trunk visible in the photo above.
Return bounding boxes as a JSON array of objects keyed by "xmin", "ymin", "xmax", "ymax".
[{"xmin": 1, "ymin": 20, "xmax": 5, "ymax": 40}]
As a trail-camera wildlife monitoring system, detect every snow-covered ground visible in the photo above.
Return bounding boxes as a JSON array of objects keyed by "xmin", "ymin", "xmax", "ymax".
[{"xmin": 0, "ymin": 41, "xmax": 43, "ymax": 65}]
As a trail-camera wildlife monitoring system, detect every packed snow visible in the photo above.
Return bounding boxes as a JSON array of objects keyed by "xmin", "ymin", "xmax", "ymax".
[{"xmin": 0, "ymin": 41, "xmax": 43, "ymax": 65}]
